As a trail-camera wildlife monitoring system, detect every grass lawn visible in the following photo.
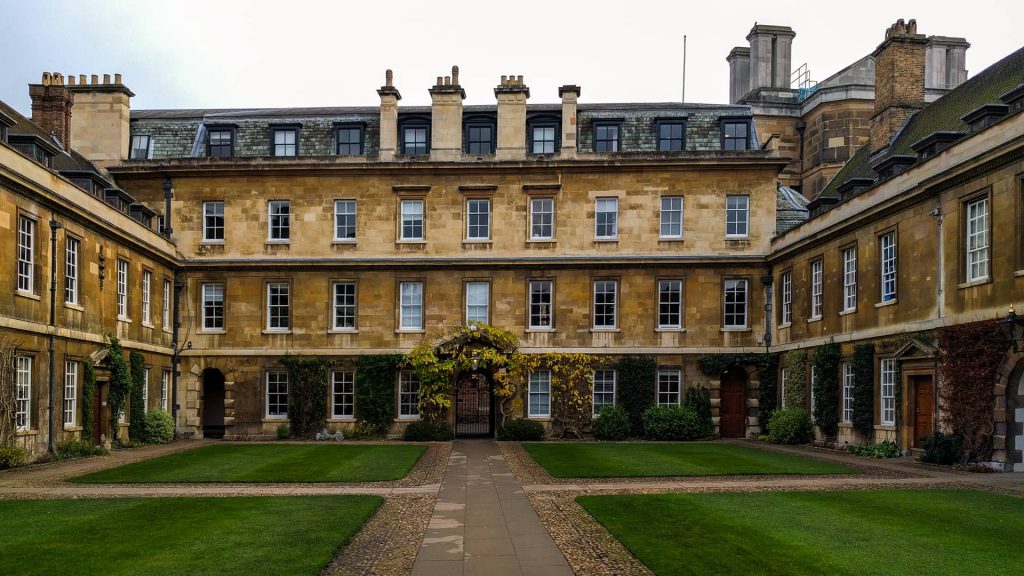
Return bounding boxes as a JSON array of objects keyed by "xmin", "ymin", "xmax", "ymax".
[
  {"xmin": 579, "ymin": 489, "xmax": 1024, "ymax": 576},
  {"xmin": 70, "ymin": 444, "xmax": 426, "ymax": 483},
  {"xmin": 523, "ymin": 442, "xmax": 857, "ymax": 478},
  {"xmin": 0, "ymin": 496, "xmax": 381, "ymax": 576}
]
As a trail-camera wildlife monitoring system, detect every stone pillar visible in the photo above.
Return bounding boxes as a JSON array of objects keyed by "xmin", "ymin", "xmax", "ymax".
[
  {"xmin": 377, "ymin": 69, "xmax": 402, "ymax": 162},
  {"xmin": 726, "ymin": 47, "xmax": 751, "ymax": 104},
  {"xmin": 29, "ymin": 72, "xmax": 74, "ymax": 147},
  {"xmin": 870, "ymin": 19, "xmax": 928, "ymax": 154},
  {"xmin": 558, "ymin": 85, "xmax": 580, "ymax": 159},
  {"xmin": 926, "ymin": 36, "xmax": 970, "ymax": 90},
  {"xmin": 67, "ymin": 73, "xmax": 133, "ymax": 167},
  {"xmin": 494, "ymin": 75, "xmax": 529, "ymax": 160},
  {"xmin": 429, "ymin": 65, "xmax": 466, "ymax": 161},
  {"xmin": 746, "ymin": 24, "xmax": 796, "ymax": 92}
]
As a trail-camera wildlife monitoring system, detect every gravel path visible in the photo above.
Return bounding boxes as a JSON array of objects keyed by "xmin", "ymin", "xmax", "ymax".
[{"xmin": 323, "ymin": 494, "xmax": 437, "ymax": 576}]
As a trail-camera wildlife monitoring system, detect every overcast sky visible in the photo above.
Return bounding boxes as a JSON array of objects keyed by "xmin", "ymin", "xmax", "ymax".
[{"xmin": 2, "ymin": 0, "xmax": 1022, "ymax": 115}]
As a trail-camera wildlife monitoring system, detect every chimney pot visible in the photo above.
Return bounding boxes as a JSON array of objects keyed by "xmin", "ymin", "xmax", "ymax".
[
  {"xmin": 115, "ymin": 73, "xmax": 122, "ymax": 84},
  {"xmin": 501, "ymin": 75, "xmax": 508, "ymax": 84},
  {"xmin": 444, "ymin": 76, "xmax": 451, "ymax": 86},
  {"xmin": 68, "ymin": 75, "xmax": 76, "ymax": 86},
  {"xmin": 517, "ymin": 75, "xmax": 523, "ymax": 84},
  {"xmin": 42, "ymin": 72, "xmax": 51, "ymax": 85},
  {"xmin": 386, "ymin": 69, "xmax": 393, "ymax": 87},
  {"xmin": 91, "ymin": 74, "xmax": 98, "ymax": 85},
  {"xmin": 436, "ymin": 76, "xmax": 443, "ymax": 86},
  {"xmin": 79, "ymin": 74, "xmax": 86, "ymax": 85},
  {"xmin": 55, "ymin": 73, "xmax": 64, "ymax": 85},
  {"xmin": 103, "ymin": 73, "xmax": 111, "ymax": 84},
  {"xmin": 452, "ymin": 65, "xmax": 459, "ymax": 85}
]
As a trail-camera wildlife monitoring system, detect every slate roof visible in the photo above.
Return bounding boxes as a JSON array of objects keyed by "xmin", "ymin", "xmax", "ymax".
[
  {"xmin": 776, "ymin": 185, "xmax": 809, "ymax": 235},
  {"xmin": 0, "ymin": 99, "xmax": 111, "ymax": 186}
]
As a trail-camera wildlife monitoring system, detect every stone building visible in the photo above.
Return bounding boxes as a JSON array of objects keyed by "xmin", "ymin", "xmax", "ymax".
[{"xmin": 2, "ymin": 20, "xmax": 1023, "ymax": 469}]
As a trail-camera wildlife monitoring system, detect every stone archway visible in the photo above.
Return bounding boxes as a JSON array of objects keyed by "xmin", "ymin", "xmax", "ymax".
[
  {"xmin": 720, "ymin": 367, "xmax": 748, "ymax": 438},
  {"xmin": 201, "ymin": 368, "xmax": 226, "ymax": 439},
  {"xmin": 1009, "ymin": 360, "xmax": 1024, "ymax": 472}
]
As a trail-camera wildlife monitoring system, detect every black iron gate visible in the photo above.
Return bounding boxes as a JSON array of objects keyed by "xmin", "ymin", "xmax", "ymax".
[{"xmin": 455, "ymin": 372, "xmax": 493, "ymax": 437}]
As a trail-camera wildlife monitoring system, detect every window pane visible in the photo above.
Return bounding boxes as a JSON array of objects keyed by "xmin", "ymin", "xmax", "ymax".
[
  {"xmin": 530, "ymin": 198, "xmax": 554, "ymax": 239},
  {"xmin": 658, "ymin": 370, "xmax": 681, "ymax": 405},
  {"xmin": 467, "ymin": 199, "xmax": 490, "ymax": 240},
  {"xmin": 660, "ymin": 196, "xmax": 683, "ymax": 237},
  {"xmin": 596, "ymin": 198, "xmax": 618, "ymax": 238},
  {"xmin": 400, "ymin": 282, "xmax": 423, "ymax": 330},
  {"xmin": 334, "ymin": 200, "xmax": 357, "ymax": 240},
  {"xmin": 529, "ymin": 280, "xmax": 553, "ymax": 328},
  {"xmin": 724, "ymin": 279, "xmax": 747, "ymax": 328},
  {"xmin": 658, "ymin": 280, "xmax": 683, "ymax": 328},
  {"xmin": 529, "ymin": 371, "xmax": 551, "ymax": 417},
  {"xmin": 333, "ymin": 282, "xmax": 356, "ymax": 329},
  {"xmin": 402, "ymin": 200, "xmax": 424, "ymax": 240},
  {"xmin": 332, "ymin": 371, "xmax": 355, "ymax": 418},
  {"xmin": 593, "ymin": 369, "xmax": 616, "ymax": 415},
  {"xmin": 466, "ymin": 281, "xmax": 489, "ymax": 324},
  {"xmin": 593, "ymin": 280, "xmax": 617, "ymax": 328}
]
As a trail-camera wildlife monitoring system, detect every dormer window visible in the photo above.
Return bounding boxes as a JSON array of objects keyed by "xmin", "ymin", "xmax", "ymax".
[
  {"xmin": 593, "ymin": 122, "xmax": 621, "ymax": 152},
  {"xmin": 527, "ymin": 114, "xmax": 560, "ymax": 155},
  {"xmin": 335, "ymin": 124, "xmax": 364, "ymax": 156},
  {"xmin": 130, "ymin": 135, "xmax": 152, "ymax": 160},
  {"xmin": 465, "ymin": 120, "xmax": 495, "ymax": 155},
  {"xmin": 657, "ymin": 121, "xmax": 686, "ymax": 151},
  {"xmin": 207, "ymin": 128, "xmax": 235, "ymax": 158},
  {"xmin": 271, "ymin": 126, "xmax": 299, "ymax": 157},
  {"xmin": 400, "ymin": 117, "xmax": 430, "ymax": 155},
  {"xmin": 722, "ymin": 120, "xmax": 750, "ymax": 150}
]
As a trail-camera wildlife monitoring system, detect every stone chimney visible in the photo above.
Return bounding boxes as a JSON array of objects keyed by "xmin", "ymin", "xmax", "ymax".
[
  {"xmin": 494, "ymin": 75, "xmax": 530, "ymax": 160},
  {"xmin": 429, "ymin": 65, "xmax": 466, "ymax": 161},
  {"xmin": 377, "ymin": 69, "xmax": 402, "ymax": 161},
  {"xmin": 558, "ymin": 85, "xmax": 580, "ymax": 159},
  {"xmin": 29, "ymin": 72, "xmax": 74, "ymax": 147},
  {"xmin": 926, "ymin": 36, "xmax": 970, "ymax": 90},
  {"xmin": 870, "ymin": 19, "xmax": 927, "ymax": 154},
  {"xmin": 747, "ymin": 24, "xmax": 796, "ymax": 93},
  {"xmin": 67, "ymin": 72, "xmax": 134, "ymax": 166},
  {"xmin": 726, "ymin": 47, "xmax": 751, "ymax": 104}
]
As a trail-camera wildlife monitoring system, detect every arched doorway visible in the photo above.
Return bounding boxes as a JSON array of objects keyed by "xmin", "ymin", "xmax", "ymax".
[
  {"xmin": 1012, "ymin": 363, "xmax": 1024, "ymax": 472},
  {"xmin": 720, "ymin": 367, "xmax": 747, "ymax": 438},
  {"xmin": 455, "ymin": 371, "xmax": 494, "ymax": 437},
  {"xmin": 201, "ymin": 368, "xmax": 226, "ymax": 439}
]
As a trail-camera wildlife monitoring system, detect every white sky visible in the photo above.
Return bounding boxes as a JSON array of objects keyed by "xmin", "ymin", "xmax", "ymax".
[{"xmin": 2, "ymin": 0, "xmax": 1022, "ymax": 114}]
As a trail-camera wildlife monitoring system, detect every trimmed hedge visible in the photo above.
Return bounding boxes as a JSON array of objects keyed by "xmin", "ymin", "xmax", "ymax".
[
  {"xmin": 402, "ymin": 421, "xmax": 455, "ymax": 441},
  {"xmin": 129, "ymin": 352, "xmax": 146, "ymax": 441},
  {"xmin": 142, "ymin": 410, "xmax": 175, "ymax": 444},
  {"xmin": 355, "ymin": 355, "xmax": 404, "ymax": 435},
  {"xmin": 55, "ymin": 439, "xmax": 108, "ymax": 461},
  {"xmin": 812, "ymin": 340, "xmax": 840, "ymax": 438},
  {"xmin": 684, "ymin": 387, "xmax": 714, "ymax": 439},
  {"xmin": 642, "ymin": 405, "xmax": 703, "ymax": 441},
  {"xmin": 593, "ymin": 405, "xmax": 630, "ymax": 440},
  {"xmin": 497, "ymin": 419, "xmax": 545, "ymax": 441},
  {"xmin": 615, "ymin": 356, "xmax": 657, "ymax": 437},
  {"xmin": 852, "ymin": 344, "xmax": 875, "ymax": 437},
  {"xmin": 766, "ymin": 408, "xmax": 813, "ymax": 445}
]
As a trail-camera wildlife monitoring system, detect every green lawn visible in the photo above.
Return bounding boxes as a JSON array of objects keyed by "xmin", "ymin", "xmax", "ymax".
[
  {"xmin": 523, "ymin": 442, "xmax": 857, "ymax": 478},
  {"xmin": 579, "ymin": 489, "xmax": 1024, "ymax": 576},
  {"xmin": 70, "ymin": 444, "xmax": 426, "ymax": 483},
  {"xmin": 0, "ymin": 496, "xmax": 380, "ymax": 576}
]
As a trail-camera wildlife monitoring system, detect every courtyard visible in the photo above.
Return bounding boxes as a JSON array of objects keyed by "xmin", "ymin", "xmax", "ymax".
[{"xmin": 1, "ymin": 438, "xmax": 1022, "ymax": 575}]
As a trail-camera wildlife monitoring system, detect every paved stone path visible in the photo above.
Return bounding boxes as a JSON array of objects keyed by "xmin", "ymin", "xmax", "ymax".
[{"xmin": 412, "ymin": 440, "xmax": 572, "ymax": 576}]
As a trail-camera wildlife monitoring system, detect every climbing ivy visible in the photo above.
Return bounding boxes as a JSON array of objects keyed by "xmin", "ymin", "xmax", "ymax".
[
  {"xmin": 81, "ymin": 358, "xmax": 95, "ymax": 441},
  {"xmin": 548, "ymin": 353, "xmax": 597, "ymax": 438},
  {"xmin": 698, "ymin": 352, "xmax": 779, "ymax": 432},
  {"xmin": 782, "ymin": 350, "xmax": 808, "ymax": 410},
  {"xmin": 129, "ymin": 352, "xmax": 146, "ymax": 441},
  {"xmin": 354, "ymin": 354, "xmax": 404, "ymax": 435},
  {"xmin": 106, "ymin": 337, "xmax": 130, "ymax": 444},
  {"xmin": 852, "ymin": 343, "xmax": 875, "ymax": 437},
  {"xmin": 615, "ymin": 356, "xmax": 657, "ymax": 437},
  {"xmin": 812, "ymin": 339, "xmax": 840, "ymax": 439},
  {"xmin": 281, "ymin": 355, "xmax": 332, "ymax": 439}
]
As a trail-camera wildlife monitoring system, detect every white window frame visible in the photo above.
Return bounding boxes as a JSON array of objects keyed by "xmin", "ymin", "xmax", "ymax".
[
  {"xmin": 659, "ymin": 196, "xmax": 683, "ymax": 239},
  {"xmin": 202, "ymin": 201, "xmax": 224, "ymax": 242},
  {"xmin": 15, "ymin": 356, "xmax": 31, "ymax": 430},
  {"xmin": 161, "ymin": 370, "xmax": 170, "ymax": 411},
  {"xmin": 130, "ymin": 134, "xmax": 152, "ymax": 160},
  {"xmin": 399, "ymin": 281, "xmax": 424, "ymax": 331},
  {"xmin": 842, "ymin": 362, "xmax": 854, "ymax": 423},
  {"xmin": 780, "ymin": 368, "xmax": 787, "ymax": 410},
  {"xmin": 266, "ymin": 371, "xmax": 288, "ymax": 419},
  {"xmin": 273, "ymin": 128, "xmax": 297, "ymax": 157},
  {"xmin": 142, "ymin": 369, "xmax": 149, "ymax": 414},
  {"xmin": 398, "ymin": 370, "xmax": 421, "ymax": 420},
  {"xmin": 400, "ymin": 199, "xmax": 424, "ymax": 241},
  {"xmin": 334, "ymin": 200, "xmax": 357, "ymax": 241},
  {"xmin": 810, "ymin": 259, "xmax": 823, "ymax": 319},
  {"xmin": 880, "ymin": 232, "xmax": 897, "ymax": 302},
  {"xmin": 162, "ymin": 279, "xmax": 171, "ymax": 327},
  {"xmin": 781, "ymin": 271, "xmax": 792, "ymax": 325},
  {"xmin": 725, "ymin": 195, "xmax": 749, "ymax": 238},
  {"xmin": 528, "ymin": 370, "xmax": 551, "ymax": 418},
  {"xmin": 17, "ymin": 215, "xmax": 35, "ymax": 293},
  {"xmin": 528, "ymin": 280, "xmax": 554, "ymax": 329},
  {"xmin": 592, "ymin": 279, "xmax": 618, "ymax": 329},
  {"xmin": 592, "ymin": 369, "xmax": 616, "ymax": 416},
  {"xmin": 595, "ymin": 197, "xmax": 618, "ymax": 240},
  {"xmin": 65, "ymin": 236, "xmax": 79, "ymax": 305},
  {"xmin": 880, "ymin": 359, "xmax": 896, "ymax": 425},
  {"xmin": 266, "ymin": 282, "xmax": 290, "ymax": 331},
  {"xmin": 116, "ymin": 259, "xmax": 129, "ymax": 320},
  {"xmin": 966, "ymin": 197, "xmax": 989, "ymax": 282},
  {"xmin": 466, "ymin": 199, "xmax": 491, "ymax": 241},
  {"xmin": 842, "ymin": 247, "xmax": 857, "ymax": 312},
  {"xmin": 332, "ymin": 281, "xmax": 357, "ymax": 331},
  {"xmin": 657, "ymin": 369, "xmax": 682, "ymax": 406},
  {"xmin": 657, "ymin": 279, "xmax": 683, "ymax": 329},
  {"xmin": 465, "ymin": 281, "xmax": 490, "ymax": 324},
  {"xmin": 142, "ymin": 270, "xmax": 152, "ymax": 324},
  {"xmin": 810, "ymin": 365, "xmax": 817, "ymax": 418},
  {"xmin": 723, "ymin": 278, "xmax": 748, "ymax": 329},
  {"xmin": 268, "ymin": 200, "xmax": 290, "ymax": 241},
  {"xmin": 529, "ymin": 197, "xmax": 554, "ymax": 240},
  {"xmin": 202, "ymin": 283, "xmax": 225, "ymax": 331},
  {"xmin": 63, "ymin": 360, "xmax": 78, "ymax": 427},
  {"xmin": 332, "ymin": 370, "xmax": 355, "ymax": 419}
]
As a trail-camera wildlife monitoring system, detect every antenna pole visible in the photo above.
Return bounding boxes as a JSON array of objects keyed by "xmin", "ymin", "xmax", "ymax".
[{"xmin": 682, "ymin": 35, "xmax": 687, "ymax": 102}]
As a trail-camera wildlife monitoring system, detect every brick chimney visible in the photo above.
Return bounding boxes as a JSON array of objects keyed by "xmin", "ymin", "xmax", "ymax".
[
  {"xmin": 29, "ymin": 72, "xmax": 74, "ymax": 147},
  {"xmin": 377, "ymin": 69, "xmax": 402, "ymax": 161},
  {"xmin": 429, "ymin": 66, "xmax": 466, "ymax": 161},
  {"xmin": 558, "ymin": 85, "xmax": 580, "ymax": 159},
  {"xmin": 494, "ymin": 75, "xmax": 529, "ymax": 160},
  {"xmin": 870, "ymin": 19, "xmax": 928, "ymax": 154},
  {"xmin": 67, "ymin": 73, "xmax": 134, "ymax": 166}
]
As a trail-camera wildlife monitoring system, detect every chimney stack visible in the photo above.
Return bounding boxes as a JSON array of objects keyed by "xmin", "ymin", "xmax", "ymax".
[
  {"xmin": 29, "ymin": 72, "xmax": 74, "ymax": 147},
  {"xmin": 494, "ymin": 74, "xmax": 530, "ymax": 160},
  {"xmin": 726, "ymin": 47, "xmax": 751, "ymax": 104},
  {"xmin": 925, "ymin": 36, "xmax": 970, "ymax": 91},
  {"xmin": 558, "ymin": 85, "xmax": 581, "ymax": 159},
  {"xmin": 67, "ymin": 72, "xmax": 134, "ymax": 166},
  {"xmin": 870, "ymin": 19, "xmax": 927, "ymax": 154},
  {"xmin": 429, "ymin": 65, "xmax": 466, "ymax": 160},
  {"xmin": 377, "ymin": 69, "xmax": 402, "ymax": 161},
  {"xmin": 746, "ymin": 24, "xmax": 796, "ymax": 93}
]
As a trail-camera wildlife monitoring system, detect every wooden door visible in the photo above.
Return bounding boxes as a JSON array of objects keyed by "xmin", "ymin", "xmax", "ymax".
[
  {"xmin": 719, "ymin": 368, "xmax": 747, "ymax": 438},
  {"xmin": 913, "ymin": 375, "xmax": 934, "ymax": 448},
  {"xmin": 94, "ymin": 381, "xmax": 109, "ymax": 443}
]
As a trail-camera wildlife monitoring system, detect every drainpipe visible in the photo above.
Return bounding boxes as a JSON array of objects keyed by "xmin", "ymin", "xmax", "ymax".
[
  {"xmin": 47, "ymin": 218, "xmax": 63, "ymax": 454},
  {"xmin": 761, "ymin": 273, "xmax": 774, "ymax": 352},
  {"xmin": 171, "ymin": 274, "xmax": 183, "ymax": 425},
  {"xmin": 931, "ymin": 206, "xmax": 943, "ymax": 319},
  {"xmin": 162, "ymin": 177, "xmax": 173, "ymax": 238}
]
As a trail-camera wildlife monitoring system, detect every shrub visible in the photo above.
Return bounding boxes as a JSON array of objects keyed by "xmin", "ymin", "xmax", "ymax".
[
  {"xmin": 81, "ymin": 358, "xmax": 95, "ymax": 441},
  {"xmin": 852, "ymin": 344, "xmax": 875, "ymax": 437},
  {"xmin": 846, "ymin": 440, "xmax": 901, "ymax": 459},
  {"xmin": 616, "ymin": 356, "xmax": 657, "ymax": 437},
  {"xmin": 348, "ymin": 421, "xmax": 385, "ymax": 440},
  {"xmin": 766, "ymin": 408, "xmax": 813, "ymax": 445},
  {"xmin": 355, "ymin": 355, "xmax": 404, "ymax": 435},
  {"xmin": 811, "ymin": 340, "xmax": 840, "ymax": 438},
  {"xmin": 592, "ymin": 405, "xmax": 630, "ymax": 440},
  {"xmin": 403, "ymin": 421, "xmax": 455, "ymax": 441},
  {"xmin": 276, "ymin": 424, "xmax": 290, "ymax": 440},
  {"xmin": 55, "ymin": 439, "xmax": 108, "ymax": 461},
  {"xmin": 142, "ymin": 410, "xmax": 175, "ymax": 444},
  {"xmin": 921, "ymin": 432, "xmax": 961, "ymax": 465},
  {"xmin": 281, "ymin": 355, "xmax": 331, "ymax": 439},
  {"xmin": 497, "ymin": 419, "xmax": 545, "ymax": 441},
  {"xmin": 0, "ymin": 446, "xmax": 30, "ymax": 469},
  {"xmin": 129, "ymin": 351, "xmax": 147, "ymax": 441},
  {"xmin": 642, "ymin": 405, "xmax": 702, "ymax": 441},
  {"xmin": 683, "ymin": 387, "xmax": 714, "ymax": 439},
  {"xmin": 115, "ymin": 439, "xmax": 145, "ymax": 449}
]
